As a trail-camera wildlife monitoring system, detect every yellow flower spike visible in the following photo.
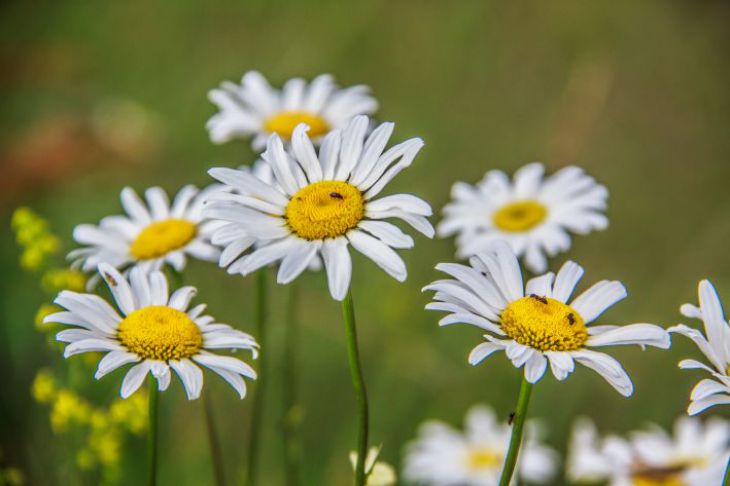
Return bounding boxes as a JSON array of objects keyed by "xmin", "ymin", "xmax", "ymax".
[
  {"xmin": 90, "ymin": 431, "xmax": 121, "ymax": 467},
  {"xmin": 50, "ymin": 390, "xmax": 92, "ymax": 433},
  {"xmin": 35, "ymin": 304, "xmax": 61, "ymax": 330},
  {"xmin": 109, "ymin": 392, "xmax": 148, "ymax": 435},
  {"xmin": 42, "ymin": 268, "xmax": 87, "ymax": 293},
  {"xmin": 11, "ymin": 207, "xmax": 37, "ymax": 230},
  {"xmin": 76, "ymin": 449, "xmax": 96, "ymax": 471},
  {"xmin": 36, "ymin": 235, "xmax": 61, "ymax": 254},
  {"xmin": 31, "ymin": 369, "xmax": 57, "ymax": 404},
  {"xmin": 20, "ymin": 248, "xmax": 45, "ymax": 271},
  {"xmin": 0, "ymin": 467, "xmax": 25, "ymax": 486},
  {"xmin": 15, "ymin": 220, "xmax": 48, "ymax": 247}
]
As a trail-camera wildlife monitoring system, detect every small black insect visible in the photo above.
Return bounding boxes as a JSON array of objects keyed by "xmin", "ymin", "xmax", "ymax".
[
  {"xmin": 567, "ymin": 313, "xmax": 575, "ymax": 325},
  {"xmin": 508, "ymin": 412, "xmax": 516, "ymax": 425},
  {"xmin": 104, "ymin": 272, "xmax": 118, "ymax": 287},
  {"xmin": 330, "ymin": 192, "xmax": 344, "ymax": 200},
  {"xmin": 529, "ymin": 294, "xmax": 548, "ymax": 305}
]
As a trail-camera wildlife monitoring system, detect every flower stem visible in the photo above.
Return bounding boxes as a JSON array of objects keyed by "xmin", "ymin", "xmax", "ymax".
[
  {"xmin": 283, "ymin": 282, "xmax": 301, "ymax": 486},
  {"xmin": 341, "ymin": 290, "xmax": 369, "ymax": 486},
  {"xmin": 147, "ymin": 378, "xmax": 159, "ymax": 486},
  {"xmin": 723, "ymin": 456, "xmax": 730, "ymax": 486},
  {"xmin": 245, "ymin": 269, "xmax": 268, "ymax": 486},
  {"xmin": 498, "ymin": 376, "xmax": 534, "ymax": 486},
  {"xmin": 204, "ymin": 392, "xmax": 226, "ymax": 486}
]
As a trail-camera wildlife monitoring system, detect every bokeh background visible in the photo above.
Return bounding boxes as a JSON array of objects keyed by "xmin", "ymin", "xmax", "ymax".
[{"xmin": 2, "ymin": 0, "xmax": 730, "ymax": 484}]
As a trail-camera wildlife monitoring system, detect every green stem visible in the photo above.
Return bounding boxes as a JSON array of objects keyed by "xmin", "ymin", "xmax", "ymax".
[
  {"xmin": 723, "ymin": 456, "xmax": 730, "ymax": 486},
  {"xmin": 204, "ymin": 392, "xmax": 226, "ymax": 486},
  {"xmin": 283, "ymin": 282, "xmax": 301, "ymax": 486},
  {"xmin": 147, "ymin": 378, "xmax": 159, "ymax": 486},
  {"xmin": 245, "ymin": 270, "xmax": 268, "ymax": 486},
  {"xmin": 498, "ymin": 377, "xmax": 534, "ymax": 486},
  {"xmin": 341, "ymin": 291, "xmax": 369, "ymax": 486}
]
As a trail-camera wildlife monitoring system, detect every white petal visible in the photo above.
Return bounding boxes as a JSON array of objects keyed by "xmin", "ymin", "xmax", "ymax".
[
  {"xmin": 348, "ymin": 230, "xmax": 407, "ymax": 282},
  {"xmin": 570, "ymin": 281, "xmax": 627, "ymax": 323},
  {"xmin": 525, "ymin": 272, "xmax": 555, "ymax": 298},
  {"xmin": 290, "ymin": 124, "xmax": 323, "ymax": 182},
  {"xmin": 96, "ymin": 350, "xmax": 140, "ymax": 379},
  {"xmin": 144, "ymin": 187, "xmax": 170, "ymax": 220},
  {"xmin": 468, "ymin": 342, "xmax": 505, "ymax": 365},
  {"xmin": 168, "ymin": 286, "xmax": 197, "ymax": 311},
  {"xmin": 688, "ymin": 394, "xmax": 730, "ymax": 416},
  {"xmin": 121, "ymin": 187, "xmax": 152, "ymax": 224},
  {"xmin": 691, "ymin": 378, "xmax": 729, "ymax": 401},
  {"xmin": 277, "ymin": 240, "xmax": 320, "ymax": 284},
  {"xmin": 571, "ymin": 349, "xmax": 633, "ymax": 396},
  {"xmin": 321, "ymin": 238, "xmax": 352, "ymax": 301},
  {"xmin": 120, "ymin": 362, "xmax": 151, "ymax": 398},
  {"xmin": 524, "ymin": 353, "xmax": 548, "ymax": 383},
  {"xmin": 586, "ymin": 324, "xmax": 670, "ymax": 349},
  {"xmin": 193, "ymin": 354, "xmax": 257, "ymax": 379},
  {"xmin": 552, "ymin": 261, "xmax": 584, "ymax": 303},
  {"xmin": 169, "ymin": 359, "xmax": 203, "ymax": 400},
  {"xmin": 98, "ymin": 263, "xmax": 137, "ymax": 315},
  {"xmin": 545, "ymin": 352, "xmax": 575, "ymax": 380}
]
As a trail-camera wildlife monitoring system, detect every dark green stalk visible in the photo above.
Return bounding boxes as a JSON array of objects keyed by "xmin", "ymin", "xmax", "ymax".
[
  {"xmin": 498, "ymin": 377, "xmax": 534, "ymax": 486},
  {"xmin": 283, "ymin": 282, "xmax": 301, "ymax": 486},
  {"xmin": 245, "ymin": 270, "xmax": 268, "ymax": 486},
  {"xmin": 204, "ymin": 392, "xmax": 226, "ymax": 486},
  {"xmin": 341, "ymin": 291, "xmax": 369, "ymax": 486},
  {"xmin": 147, "ymin": 378, "xmax": 159, "ymax": 486}
]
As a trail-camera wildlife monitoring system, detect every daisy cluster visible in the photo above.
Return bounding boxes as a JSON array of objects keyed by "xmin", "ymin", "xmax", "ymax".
[{"xmin": 33, "ymin": 70, "xmax": 730, "ymax": 485}]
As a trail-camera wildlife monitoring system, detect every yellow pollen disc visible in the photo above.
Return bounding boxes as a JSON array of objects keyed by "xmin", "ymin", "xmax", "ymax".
[
  {"xmin": 467, "ymin": 448, "xmax": 501, "ymax": 471},
  {"xmin": 632, "ymin": 477, "xmax": 684, "ymax": 486},
  {"xmin": 117, "ymin": 306, "xmax": 203, "ymax": 361},
  {"xmin": 285, "ymin": 181, "xmax": 364, "ymax": 240},
  {"xmin": 130, "ymin": 219, "xmax": 197, "ymax": 260},
  {"xmin": 264, "ymin": 111, "xmax": 330, "ymax": 139},
  {"xmin": 500, "ymin": 295, "xmax": 588, "ymax": 352},
  {"xmin": 493, "ymin": 200, "xmax": 547, "ymax": 232}
]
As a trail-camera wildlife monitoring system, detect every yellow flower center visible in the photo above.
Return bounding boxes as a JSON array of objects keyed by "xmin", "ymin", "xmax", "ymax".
[
  {"xmin": 467, "ymin": 448, "xmax": 502, "ymax": 471},
  {"xmin": 632, "ymin": 477, "xmax": 684, "ymax": 486},
  {"xmin": 130, "ymin": 219, "xmax": 197, "ymax": 260},
  {"xmin": 117, "ymin": 306, "xmax": 203, "ymax": 361},
  {"xmin": 264, "ymin": 111, "xmax": 330, "ymax": 139},
  {"xmin": 501, "ymin": 295, "xmax": 588, "ymax": 352},
  {"xmin": 493, "ymin": 200, "xmax": 547, "ymax": 232},
  {"xmin": 285, "ymin": 181, "xmax": 365, "ymax": 240},
  {"xmin": 631, "ymin": 459, "xmax": 704, "ymax": 486}
]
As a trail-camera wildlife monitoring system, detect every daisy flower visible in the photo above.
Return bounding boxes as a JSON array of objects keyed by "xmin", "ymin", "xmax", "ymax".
[
  {"xmin": 669, "ymin": 280, "xmax": 730, "ymax": 415},
  {"xmin": 45, "ymin": 263, "xmax": 259, "ymax": 400},
  {"xmin": 437, "ymin": 163, "xmax": 608, "ymax": 273},
  {"xmin": 567, "ymin": 416, "xmax": 730, "ymax": 486},
  {"xmin": 424, "ymin": 241, "xmax": 670, "ymax": 395},
  {"xmin": 206, "ymin": 71, "xmax": 378, "ymax": 149},
  {"xmin": 70, "ymin": 185, "xmax": 222, "ymax": 285},
  {"xmin": 402, "ymin": 405, "xmax": 557, "ymax": 485},
  {"xmin": 204, "ymin": 115, "xmax": 434, "ymax": 301}
]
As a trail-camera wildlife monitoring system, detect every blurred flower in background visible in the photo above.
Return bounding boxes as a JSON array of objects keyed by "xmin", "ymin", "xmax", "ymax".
[
  {"xmin": 69, "ymin": 185, "xmax": 223, "ymax": 287},
  {"xmin": 437, "ymin": 163, "xmax": 608, "ymax": 273},
  {"xmin": 349, "ymin": 446, "xmax": 396, "ymax": 486},
  {"xmin": 402, "ymin": 405, "xmax": 557, "ymax": 485},
  {"xmin": 567, "ymin": 416, "xmax": 730, "ymax": 485},
  {"xmin": 206, "ymin": 71, "xmax": 378, "ymax": 149}
]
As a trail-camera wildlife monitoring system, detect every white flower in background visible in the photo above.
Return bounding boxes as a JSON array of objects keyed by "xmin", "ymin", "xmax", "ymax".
[
  {"xmin": 567, "ymin": 416, "xmax": 730, "ymax": 486},
  {"xmin": 349, "ymin": 446, "xmax": 397, "ymax": 486},
  {"xmin": 669, "ymin": 280, "xmax": 730, "ymax": 415},
  {"xmin": 402, "ymin": 405, "xmax": 557, "ymax": 485},
  {"xmin": 204, "ymin": 115, "xmax": 434, "ymax": 301},
  {"xmin": 45, "ymin": 264, "xmax": 258, "ymax": 400},
  {"xmin": 207, "ymin": 71, "xmax": 378, "ymax": 149},
  {"xmin": 424, "ymin": 241, "xmax": 670, "ymax": 395},
  {"xmin": 70, "ymin": 185, "xmax": 222, "ymax": 287},
  {"xmin": 437, "ymin": 163, "xmax": 608, "ymax": 273}
]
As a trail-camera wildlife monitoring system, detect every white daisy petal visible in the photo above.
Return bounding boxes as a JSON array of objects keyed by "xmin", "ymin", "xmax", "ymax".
[
  {"xmin": 571, "ymin": 349, "xmax": 633, "ymax": 397},
  {"xmin": 348, "ymin": 230, "xmax": 407, "ymax": 282},
  {"xmin": 120, "ymin": 361, "xmax": 151, "ymax": 399},
  {"xmin": 98, "ymin": 263, "xmax": 137, "ymax": 315},
  {"xmin": 587, "ymin": 323, "xmax": 670, "ymax": 349},
  {"xmin": 169, "ymin": 359, "xmax": 204, "ymax": 400},
  {"xmin": 468, "ymin": 341, "xmax": 505, "ymax": 365},
  {"xmin": 95, "ymin": 350, "xmax": 140, "ymax": 379},
  {"xmin": 321, "ymin": 238, "xmax": 352, "ymax": 301},
  {"xmin": 524, "ymin": 353, "xmax": 548, "ymax": 383},
  {"xmin": 552, "ymin": 261, "xmax": 584, "ymax": 303},
  {"xmin": 277, "ymin": 240, "xmax": 321, "ymax": 284},
  {"xmin": 570, "ymin": 281, "xmax": 627, "ymax": 323}
]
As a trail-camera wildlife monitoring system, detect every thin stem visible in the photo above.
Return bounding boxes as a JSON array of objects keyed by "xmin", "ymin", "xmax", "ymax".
[
  {"xmin": 498, "ymin": 377, "xmax": 534, "ymax": 486},
  {"xmin": 245, "ymin": 270, "xmax": 268, "ymax": 486},
  {"xmin": 341, "ymin": 290, "xmax": 369, "ymax": 486},
  {"xmin": 283, "ymin": 282, "xmax": 301, "ymax": 486},
  {"xmin": 723, "ymin": 456, "xmax": 730, "ymax": 486},
  {"xmin": 204, "ymin": 392, "xmax": 226, "ymax": 486},
  {"xmin": 147, "ymin": 378, "xmax": 159, "ymax": 486}
]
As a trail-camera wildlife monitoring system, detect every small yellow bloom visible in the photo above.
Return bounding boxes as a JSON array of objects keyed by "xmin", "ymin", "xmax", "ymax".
[
  {"xmin": 109, "ymin": 392, "xmax": 148, "ymax": 435},
  {"xmin": 0, "ymin": 467, "xmax": 25, "ymax": 486},
  {"xmin": 76, "ymin": 449, "xmax": 96, "ymax": 470},
  {"xmin": 42, "ymin": 268, "xmax": 87, "ymax": 293},
  {"xmin": 35, "ymin": 304, "xmax": 61, "ymax": 330},
  {"xmin": 31, "ymin": 369, "xmax": 57, "ymax": 404},
  {"xmin": 50, "ymin": 390, "xmax": 91, "ymax": 433},
  {"xmin": 90, "ymin": 431, "xmax": 121, "ymax": 467}
]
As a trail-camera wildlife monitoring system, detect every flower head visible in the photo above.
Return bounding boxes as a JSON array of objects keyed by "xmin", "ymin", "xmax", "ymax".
[
  {"xmin": 205, "ymin": 115, "xmax": 434, "ymax": 300},
  {"xmin": 669, "ymin": 280, "xmax": 730, "ymax": 415},
  {"xmin": 207, "ymin": 71, "xmax": 378, "ymax": 149},
  {"xmin": 437, "ymin": 163, "xmax": 608, "ymax": 273},
  {"xmin": 70, "ymin": 185, "xmax": 223, "ymax": 287},
  {"xmin": 402, "ymin": 405, "xmax": 557, "ymax": 485},
  {"xmin": 567, "ymin": 416, "xmax": 730, "ymax": 486},
  {"xmin": 46, "ymin": 264, "xmax": 258, "ymax": 399},
  {"xmin": 424, "ymin": 241, "xmax": 670, "ymax": 395}
]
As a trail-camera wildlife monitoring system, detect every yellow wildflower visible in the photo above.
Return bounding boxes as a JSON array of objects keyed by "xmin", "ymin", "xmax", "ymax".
[{"xmin": 31, "ymin": 369, "xmax": 57, "ymax": 404}]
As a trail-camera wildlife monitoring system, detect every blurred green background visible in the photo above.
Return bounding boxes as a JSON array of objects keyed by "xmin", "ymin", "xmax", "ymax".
[{"xmin": 2, "ymin": 0, "xmax": 730, "ymax": 484}]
